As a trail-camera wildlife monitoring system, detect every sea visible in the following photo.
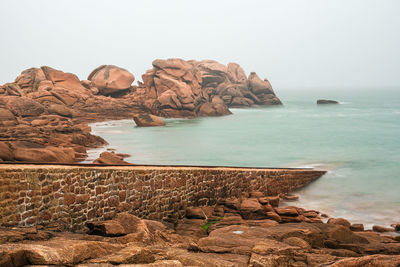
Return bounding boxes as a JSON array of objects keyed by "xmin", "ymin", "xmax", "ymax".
[{"xmin": 86, "ymin": 88, "xmax": 400, "ymax": 229}]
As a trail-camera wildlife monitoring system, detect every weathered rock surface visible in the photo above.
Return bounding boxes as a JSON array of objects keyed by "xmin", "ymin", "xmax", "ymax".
[
  {"xmin": 133, "ymin": 113, "xmax": 166, "ymax": 127},
  {"xmin": 0, "ymin": 191, "xmax": 399, "ymax": 267}
]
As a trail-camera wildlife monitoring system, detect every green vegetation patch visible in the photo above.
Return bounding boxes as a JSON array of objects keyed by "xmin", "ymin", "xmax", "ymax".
[{"xmin": 201, "ymin": 217, "xmax": 223, "ymax": 232}]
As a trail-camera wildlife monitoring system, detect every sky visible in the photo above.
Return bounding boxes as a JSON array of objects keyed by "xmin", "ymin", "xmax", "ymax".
[{"xmin": 1, "ymin": 0, "xmax": 400, "ymax": 90}]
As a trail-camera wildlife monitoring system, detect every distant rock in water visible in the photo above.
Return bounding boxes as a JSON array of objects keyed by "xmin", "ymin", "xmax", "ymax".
[
  {"xmin": 133, "ymin": 113, "xmax": 166, "ymax": 127},
  {"xmin": 317, "ymin": 99, "xmax": 339, "ymax": 104}
]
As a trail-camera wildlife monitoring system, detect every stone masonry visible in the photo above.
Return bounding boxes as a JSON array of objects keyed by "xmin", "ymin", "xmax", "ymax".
[{"xmin": 0, "ymin": 164, "xmax": 326, "ymax": 231}]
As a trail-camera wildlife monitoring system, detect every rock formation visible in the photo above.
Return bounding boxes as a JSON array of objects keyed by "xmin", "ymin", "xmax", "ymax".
[
  {"xmin": 0, "ymin": 59, "xmax": 282, "ymax": 163},
  {"xmin": 139, "ymin": 58, "xmax": 282, "ymax": 117}
]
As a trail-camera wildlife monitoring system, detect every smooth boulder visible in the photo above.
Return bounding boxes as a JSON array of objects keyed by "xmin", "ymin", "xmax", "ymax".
[
  {"xmin": 133, "ymin": 114, "xmax": 165, "ymax": 127},
  {"xmin": 88, "ymin": 65, "xmax": 135, "ymax": 95}
]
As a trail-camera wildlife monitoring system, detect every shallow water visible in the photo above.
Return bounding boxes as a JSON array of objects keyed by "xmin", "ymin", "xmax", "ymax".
[{"xmin": 88, "ymin": 88, "xmax": 400, "ymax": 228}]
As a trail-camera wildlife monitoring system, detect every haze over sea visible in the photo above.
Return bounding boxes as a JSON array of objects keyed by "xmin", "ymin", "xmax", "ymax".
[{"xmin": 88, "ymin": 88, "xmax": 400, "ymax": 229}]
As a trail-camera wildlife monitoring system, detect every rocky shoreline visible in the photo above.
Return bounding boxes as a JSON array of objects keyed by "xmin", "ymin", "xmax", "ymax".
[
  {"xmin": 1, "ymin": 192, "xmax": 399, "ymax": 266},
  {"xmin": 0, "ymin": 59, "xmax": 281, "ymax": 164}
]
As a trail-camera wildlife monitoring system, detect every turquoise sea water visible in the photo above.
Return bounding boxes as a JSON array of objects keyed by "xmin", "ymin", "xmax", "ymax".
[{"xmin": 88, "ymin": 89, "xmax": 400, "ymax": 228}]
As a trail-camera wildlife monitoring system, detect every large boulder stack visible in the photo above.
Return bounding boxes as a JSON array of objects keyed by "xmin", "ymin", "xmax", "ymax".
[
  {"xmin": 190, "ymin": 60, "xmax": 282, "ymax": 107},
  {"xmin": 141, "ymin": 58, "xmax": 231, "ymax": 117}
]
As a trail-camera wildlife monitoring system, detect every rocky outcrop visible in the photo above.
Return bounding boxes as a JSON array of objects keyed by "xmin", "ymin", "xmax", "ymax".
[
  {"xmin": 139, "ymin": 58, "xmax": 281, "ymax": 117},
  {"xmin": 317, "ymin": 99, "xmax": 339, "ymax": 104},
  {"xmin": 133, "ymin": 113, "xmax": 166, "ymax": 127},
  {"xmin": 0, "ymin": 59, "xmax": 282, "ymax": 163},
  {"xmin": 140, "ymin": 58, "xmax": 231, "ymax": 117},
  {"xmin": 88, "ymin": 65, "xmax": 135, "ymax": 96},
  {"xmin": 190, "ymin": 60, "xmax": 282, "ymax": 108}
]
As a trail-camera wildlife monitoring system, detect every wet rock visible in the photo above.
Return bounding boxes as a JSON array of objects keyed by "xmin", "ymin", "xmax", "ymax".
[
  {"xmin": 317, "ymin": 99, "xmax": 339, "ymax": 104},
  {"xmin": 282, "ymin": 194, "xmax": 299, "ymax": 201},
  {"xmin": 350, "ymin": 223, "xmax": 364, "ymax": 232},
  {"xmin": 93, "ymin": 151, "xmax": 131, "ymax": 165},
  {"xmin": 133, "ymin": 113, "xmax": 165, "ymax": 127},
  {"xmin": 372, "ymin": 225, "xmax": 394, "ymax": 233}
]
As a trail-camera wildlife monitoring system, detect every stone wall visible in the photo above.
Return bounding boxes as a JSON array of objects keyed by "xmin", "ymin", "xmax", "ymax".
[{"xmin": 0, "ymin": 164, "xmax": 325, "ymax": 231}]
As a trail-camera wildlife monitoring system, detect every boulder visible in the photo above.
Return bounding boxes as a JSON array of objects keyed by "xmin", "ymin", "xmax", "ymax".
[
  {"xmin": 93, "ymin": 152, "xmax": 131, "ymax": 165},
  {"xmin": 350, "ymin": 224, "xmax": 364, "ymax": 232},
  {"xmin": 372, "ymin": 225, "xmax": 394, "ymax": 233},
  {"xmin": 317, "ymin": 99, "xmax": 339, "ymax": 104},
  {"xmin": 6, "ymin": 97, "xmax": 45, "ymax": 117},
  {"xmin": 88, "ymin": 65, "xmax": 135, "ymax": 95},
  {"xmin": 133, "ymin": 113, "xmax": 165, "ymax": 127},
  {"xmin": 239, "ymin": 198, "xmax": 266, "ymax": 219},
  {"xmin": 327, "ymin": 218, "xmax": 351, "ymax": 228}
]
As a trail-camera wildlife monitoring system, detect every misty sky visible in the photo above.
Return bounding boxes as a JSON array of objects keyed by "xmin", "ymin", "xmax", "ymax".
[{"xmin": 1, "ymin": 0, "xmax": 400, "ymax": 90}]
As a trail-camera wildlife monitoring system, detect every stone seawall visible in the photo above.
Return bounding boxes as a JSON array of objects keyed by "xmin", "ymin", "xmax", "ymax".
[{"xmin": 0, "ymin": 164, "xmax": 326, "ymax": 231}]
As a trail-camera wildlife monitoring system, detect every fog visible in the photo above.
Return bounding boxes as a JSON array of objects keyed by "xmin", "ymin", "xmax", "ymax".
[{"xmin": 1, "ymin": 0, "xmax": 400, "ymax": 91}]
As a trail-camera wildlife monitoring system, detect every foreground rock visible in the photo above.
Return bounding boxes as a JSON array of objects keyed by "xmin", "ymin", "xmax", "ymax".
[
  {"xmin": 0, "ymin": 191, "xmax": 399, "ymax": 266},
  {"xmin": 317, "ymin": 99, "xmax": 339, "ymax": 104}
]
